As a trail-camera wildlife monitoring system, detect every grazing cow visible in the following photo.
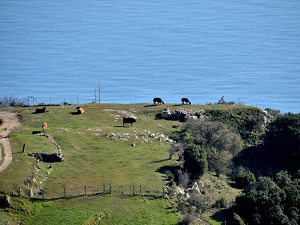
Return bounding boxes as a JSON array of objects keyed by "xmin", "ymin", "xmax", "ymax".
[
  {"xmin": 181, "ymin": 98, "xmax": 191, "ymax": 105},
  {"xmin": 76, "ymin": 107, "xmax": 84, "ymax": 114},
  {"xmin": 153, "ymin": 97, "xmax": 164, "ymax": 105},
  {"xmin": 35, "ymin": 107, "xmax": 47, "ymax": 113},
  {"xmin": 42, "ymin": 122, "xmax": 48, "ymax": 133},
  {"xmin": 123, "ymin": 117, "xmax": 137, "ymax": 127}
]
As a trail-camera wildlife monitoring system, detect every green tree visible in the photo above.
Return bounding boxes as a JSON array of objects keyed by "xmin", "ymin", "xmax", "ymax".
[
  {"xmin": 233, "ymin": 167, "xmax": 256, "ymax": 189},
  {"xmin": 183, "ymin": 144, "xmax": 207, "ymax": 180},
  {"xmin": 235, "ymin": 172, "xmax": 300, "ymax": 225},
  {"xmin": 235, "ymin": 177, "xmax": 286, "ymax": 224},
  {"xmin": 209, "ymin": 150, "xmax": 232, "ymax": 176},
  {"xmin": 265, "ymin": 113, "xmax": 300, "ymax": 173},
  {"xmin": 182, "ymin": 119, "xmax": 242, "ymax": 176}
]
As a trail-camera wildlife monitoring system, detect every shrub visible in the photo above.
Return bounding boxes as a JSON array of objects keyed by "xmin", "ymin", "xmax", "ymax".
[
  {"xmin": 165, "ymin": 170, "xmax": 175, "ymax": 181},
  {"xmin": 178, "ymin": 170, "xmax": 190, "ymax": 188},
  {"xmin": 0, "ymin": 96, "xmax": 25, "ymax": 107},
  {"xmin": 234, "ymin": 167, "xmax": 256, "ymax": 189},
  {"xmin": 213, "ymin": 197, "xmax": 227, "ymax": 208},
  {"xmin": 183, "ymin": 144, "xmax": 207, "ymax": 180}
]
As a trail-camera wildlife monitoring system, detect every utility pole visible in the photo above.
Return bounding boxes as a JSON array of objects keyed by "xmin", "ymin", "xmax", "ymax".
[{"xmin": 98, "ymin": 80, "xmax": 101, "ymax": 103}]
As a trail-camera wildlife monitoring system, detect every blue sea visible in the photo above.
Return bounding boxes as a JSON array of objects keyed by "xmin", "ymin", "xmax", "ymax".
[{"xmin": 1, "ymin": 0, "xmax": 299, "ymax": 113}]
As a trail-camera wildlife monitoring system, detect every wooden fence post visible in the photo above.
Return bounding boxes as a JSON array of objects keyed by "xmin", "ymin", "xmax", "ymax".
[
  {"xmin": 103, "ymin": 184, "xmax": 105, "ymax": 193},
  {"xmin": 121, "ymin": 186, "xmax": 123, "ymax": 195},
  {"xmin": 22, "ymin": 143, "xmax": 26, "ymax": 153},
  {"xmin": 109, "ymin": 182, "xmax": 112, "ymax": 194},
  {"xmin": 132, "ymin": 185, "xmax": 135, "ymax": 195},
  {"xmin": 64, "ymin": 188, "xmax": 66, "ymax": 198},
  {"xmin": 84, "ymin": 186, "xmax": 87, "ymax": 195},
  {"xmin": 18, "ymin": 187, "xmax": 21, "ymax": 197}
]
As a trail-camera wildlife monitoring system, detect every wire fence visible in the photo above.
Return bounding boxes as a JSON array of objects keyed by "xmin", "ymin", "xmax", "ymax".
[{"xmin": 15, "ymin": 183, "xmax": 166, "ymax": 200}]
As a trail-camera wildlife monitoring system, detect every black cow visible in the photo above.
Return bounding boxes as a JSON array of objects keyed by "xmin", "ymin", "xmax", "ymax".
[
  {"xmin": 35, "ymin": 107, "xmax": 47, "ymax": 113},
  {"xmin": 181, "ymin": 98, "xmax": 191, "ymax": 105},
  {"xmin": 153, "ymin": 97, "xmax": 164, "ymax": 105},
  {"xmin": 123, "ymin": 117, "xmax": 137, "ymax": 127}
]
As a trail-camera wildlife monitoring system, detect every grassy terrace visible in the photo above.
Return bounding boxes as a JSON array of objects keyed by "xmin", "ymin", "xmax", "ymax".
[{"xmin": 0, "ymin": 103, "xmax": 246, "ymax": 224}]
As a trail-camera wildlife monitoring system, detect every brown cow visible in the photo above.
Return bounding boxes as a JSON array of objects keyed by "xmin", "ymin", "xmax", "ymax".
[
  {"xmin": 42, "ymin": 122, "xmax": 48, "ymax": 133},
  {"xmin": 76, "ymin": 107, "xmax": 84, "ymax": 114}
]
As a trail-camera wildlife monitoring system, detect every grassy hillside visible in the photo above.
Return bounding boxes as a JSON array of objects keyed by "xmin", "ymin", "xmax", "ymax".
[{"xmin": 0, "ymin": 103, "xmax": 251, "ymax": 224}]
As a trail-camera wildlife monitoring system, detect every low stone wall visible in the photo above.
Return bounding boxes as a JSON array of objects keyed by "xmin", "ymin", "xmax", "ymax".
[{"xmin": 26, "ymin": 133, "xmax": 64, "ymax": 162}]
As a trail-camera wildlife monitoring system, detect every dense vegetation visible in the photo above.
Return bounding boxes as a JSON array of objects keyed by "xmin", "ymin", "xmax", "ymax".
[
  {"xmin": 168, "ymin": 107, "xmax": 300, "ymax": 225},
  {"xmin": 0, "ymin": 98, "xmax": 299, "ymax": 225}
]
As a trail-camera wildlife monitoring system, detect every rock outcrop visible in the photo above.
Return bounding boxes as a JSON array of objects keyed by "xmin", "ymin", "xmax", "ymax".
[{"xmin": 160, "ymin": 108, "xmax": 207, "ymax": 121}]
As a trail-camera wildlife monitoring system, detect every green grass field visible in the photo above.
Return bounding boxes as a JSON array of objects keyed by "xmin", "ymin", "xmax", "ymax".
[{"xmin": 0, "ymin": 103, "xmax": 244, "ymax": 224}]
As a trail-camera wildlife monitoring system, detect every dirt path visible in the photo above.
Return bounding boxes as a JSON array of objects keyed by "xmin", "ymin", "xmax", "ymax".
[{"xmin": 0, "ymin": 111, "xmax": 21, "ymax": 172}]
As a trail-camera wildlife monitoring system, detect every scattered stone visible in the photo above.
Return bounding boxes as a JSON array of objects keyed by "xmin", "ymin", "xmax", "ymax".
[{"xmin": 160, "ymin": 108, "xmax": 206, "ymax": 121}]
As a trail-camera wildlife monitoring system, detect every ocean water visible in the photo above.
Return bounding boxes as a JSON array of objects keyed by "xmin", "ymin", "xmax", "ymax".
[{"xmin": 0, "ymin": 0, "xmax": 299, "ymax": 113}]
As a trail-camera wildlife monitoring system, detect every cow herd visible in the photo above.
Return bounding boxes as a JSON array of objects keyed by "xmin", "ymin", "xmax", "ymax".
[
  {"xmin": 33, "ymin": 97, "xmax": 191, "ymax": 129},
  {"xmin": 153, "ymin": 97, "xmax": 191, "ymax": 105}
]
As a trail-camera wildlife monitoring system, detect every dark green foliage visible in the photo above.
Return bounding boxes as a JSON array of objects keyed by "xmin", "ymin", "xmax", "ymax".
[
  {"xmin": 205, "ymin": 108, "xmax": 266, "ymax": 146},
  {"xmin": 235, "ymin": 172, "xmax": 300, "ymax": 225},
  {"xmin": 233, "ymin": 167, "xmax": 256, "ymax": 189},
  {"xmin": 275, "ymin": 171, "xmax": 300, "ymax": 217},
  {"xmin": 183, "ymin": 144, "xmax": 207, "ymax": 180},
  {"xmin": 165, "ymin": 170, "xmax": 175, "ymax": 181},
  {"xmin": 209, "ymin": 150, "xmax": 233, "ymax": 176},
  {"xmin": 213, "ymin": 197, "xmax": 228, "ymax": 208},
  {"xmin": 182, "ymin": 119, "xmax": 242, "ymax": 177},
  {"xmin": 265, "ymin": 113, "xmax": 300, "ymax": 173},
  {"xmin": 182, "ymin": 119, "xmax": 243, "ymax": 156}
]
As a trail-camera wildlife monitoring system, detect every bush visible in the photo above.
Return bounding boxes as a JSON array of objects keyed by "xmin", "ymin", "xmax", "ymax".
[
  {"xmin": 235, "ymin": 174, "xmax": 300, "ymax": 225},
  {"xmin": 183, "ymin": 144, "xmax": 207, "ymax": 180},
  {"xmin": 0, "ymin": 96, "xmax": 25, "ymax": 107},
  {"xmin": 178, "ymin": 170, "xmax": 190, "ymax": 188},
  {"xmin": 234, "ymin": 167, "xmax": 256, "ymax": 189},
  {"xmin": 165, "ymin": 170, "xmax": 175, "ymax": 181},
  {"xmin": 213, "ymin": 197, "xmax": 227, "ymax": 208}
]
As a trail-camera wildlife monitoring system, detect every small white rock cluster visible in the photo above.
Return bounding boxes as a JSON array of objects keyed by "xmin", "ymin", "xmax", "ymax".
[
  {"xmin": 103, "ymin": 108, "xmax": 136, "ymax": 122},
  {"xmin": 161, "ymin": 108, "xmax": 207, "ymax": 121},
  {"xmin": 106, "ymin": 130, "xmax": 174, "ymax": 144}
]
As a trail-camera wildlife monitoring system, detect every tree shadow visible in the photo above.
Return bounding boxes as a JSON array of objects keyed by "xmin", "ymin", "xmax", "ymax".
[
  {"xmin": 31, "ymin": 111, "xmax": 47, "ymax": 114},
  {"xmin": 156, "ymin": 165, "xmax": 173, "ymax": 174},
  {"xmin": 150, "ymin": 159, "xmax": 169, "ymax": 163},
  {"xmin": 233, "ymin": 144, "xmax": 276, "ymax": 177},
  {"xmin": 69, "ymin": 112, "xmax": 80, "ymax": 115},
  {"xmin": 143, "ymin": 104, "xmax": 157, "ymax": 107},
  {"xmin": 32, "ymin": 131, "xmax": 41, "ymax": 134},
  {"xmin": 211, "ymin": 207, "xmax": 235, "ymax": 225}
]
